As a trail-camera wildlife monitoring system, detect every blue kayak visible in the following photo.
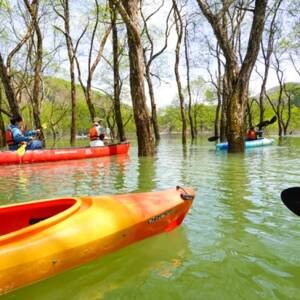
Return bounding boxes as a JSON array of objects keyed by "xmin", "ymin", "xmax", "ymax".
[{"xmin": 216, "ymin": 138, "xmax": 274, "ymax": 150}]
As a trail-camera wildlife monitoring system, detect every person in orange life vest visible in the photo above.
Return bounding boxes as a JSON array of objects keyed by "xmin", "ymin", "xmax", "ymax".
[
  {"xmin": 246, "ymin": 126, "xmax": 257, "ymax": 141},
  {"xmin": 89, "ymin": 118, "xmax": 105, "ymax": 147},
  {"xmin": 6, "ymin": 115, "xmax": 42, "ymax": 151}
]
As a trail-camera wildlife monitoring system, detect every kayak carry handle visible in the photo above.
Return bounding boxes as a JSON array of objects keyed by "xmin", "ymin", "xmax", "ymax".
[{"xmin": 176, "ymin": 186, "xmax": 194, "ymax": 201}]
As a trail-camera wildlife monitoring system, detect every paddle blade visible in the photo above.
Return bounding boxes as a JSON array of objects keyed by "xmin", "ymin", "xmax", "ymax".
[
  {"xmin": 281, "ymin": 187, "xmax": 300, "ymax": 217},
  {"xmin": 208, "ymin": 136, "xmax": 219, "ymax": 142},
  {"xmin": 269, "ymin": 115, "xmax": 277, "ymax": 125},
  {"xmin": 41, "ymin": 123, "xmax": 47, "ymax": 129},
  {"xmin": 255, "ymin": 120, "xmax": 269, "ymax": 128},
  {"xmin": 17, "ymin": 144, "xmax": 26, "ymax": 156}
]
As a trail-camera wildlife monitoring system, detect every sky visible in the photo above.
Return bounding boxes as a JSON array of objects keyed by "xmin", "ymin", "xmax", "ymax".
[
  {"xmin": 2, "ymin": 0, "xmax": 299, "ymax": 109},
  {"xmin": 114, "ymin": 0, "xmax": 300, "ymax": 108}
]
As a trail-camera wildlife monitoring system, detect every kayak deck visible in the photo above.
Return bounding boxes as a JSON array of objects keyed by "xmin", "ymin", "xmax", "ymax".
[{"xmin": 0, "ymin": 188, "xmax": 195, "ymax": 295}]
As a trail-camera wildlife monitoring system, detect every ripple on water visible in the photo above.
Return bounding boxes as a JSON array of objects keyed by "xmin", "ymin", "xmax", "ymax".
[{"xmin": 1, "ymin": 137, "xmax": 300, "ymax": 300}]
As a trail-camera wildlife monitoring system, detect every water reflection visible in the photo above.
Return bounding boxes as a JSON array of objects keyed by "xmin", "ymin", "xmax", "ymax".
[
  {"xmin": 0, "ymin": 155, "xmax": 130, "ymax": 204},
  {"xmin": 2, "ymin": 228, "xmax": 190, "ymax": 300},
  {"xmin": 1, "ymin": 137, "xmax": 300, "ymax": 299},
  {"xmin": 135, "ymin": 156, "xmax": 157, "ymax": 192}
]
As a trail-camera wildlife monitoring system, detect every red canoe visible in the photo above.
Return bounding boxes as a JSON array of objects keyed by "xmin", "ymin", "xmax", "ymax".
[{"xmin": 0, "ymin": 143, "xmax": 130, "ymax": 165}]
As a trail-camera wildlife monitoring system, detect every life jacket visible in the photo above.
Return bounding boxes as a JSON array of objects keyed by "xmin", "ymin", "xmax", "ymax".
[
  {"xmin": 89, "ymin": 126, "xmax": 99, "ymax": 141},
  {"xmin": 5, "ymin": 128, "xmax": 16, "ymax": 146},
  {"xmin": 247, "ymin": 130, "xmax": 257, "ymax": 140}
]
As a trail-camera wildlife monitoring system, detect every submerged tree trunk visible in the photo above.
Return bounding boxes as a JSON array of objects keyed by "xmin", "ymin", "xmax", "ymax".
[
  {"xmin": 24, "ymin": 0, "xmax": 45, "ymax": 142},
  {"xmin": 196, "ymin": 0, "xmax": 268, "ymax": 152},
  {"xmin": 145, "ymin": 70, "xmax": 160, "ymax": 142},
  {"xmin": 214, "ymin": 44, "xmax": 222, "ymax": 138},
  {"xmin": 64, "ymin": 0, "xmax": 77, "ymax": 146},
  {"xmin": 110, "ymin": 1, "xmax": 126, "ymax": 142},
  {"xmin": 173, "ymin": 0, "xmax": 187, "ymax": 145},
  {"xmin": 76, "ymin": 4, "xmax": 111, "ymax": 123},
  {"xmin": 54, "ymin": 0, "xmax": 77, "ymax": 146},
  {"xmin": 227, "ymin": 83, "xmax": 246, "ymax": 152},
  {"xmin": 144, "ymin": 54, "xmax": 160, "ymax": 142},
  {"xmin": 220, "ymin": 75, "xmax": 228, "ymax": 142},
  {"xmin": 114, "ymin": 0, "xmax": 154, "ymax": 156},
  {"xmin": 184, "ymin": 23, "xmax": 195, "ymax": 140},
  {"xmin": 140, "ymin": 3, "xmax": 173, "ymax": 143},
  {"xmin": 258, "ymin": 0, "xmax": 282, "ymax": 124}
]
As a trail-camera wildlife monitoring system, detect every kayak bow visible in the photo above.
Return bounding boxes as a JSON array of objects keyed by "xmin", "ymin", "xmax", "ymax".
[{"xmin": 0, "ymin": 187, "xmax": 195, "ymax": 295}]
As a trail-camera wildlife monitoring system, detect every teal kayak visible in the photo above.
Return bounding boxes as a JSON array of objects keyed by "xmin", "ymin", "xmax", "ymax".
[{"xmin": 216, "ymin": 138, "xmax": 274, "ymax": 150}]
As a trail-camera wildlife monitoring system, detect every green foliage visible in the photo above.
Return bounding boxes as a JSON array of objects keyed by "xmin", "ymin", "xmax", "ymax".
[
  {"xmin": 1, "ymin": 76, "xmax": 135, "ymax": 138},
  {"xmin": 0, "ymin": 0, "xmax": 10, "ymax": 10},
  {"xmin": 158, "ymin": 103, "xmax": 216, "ymax": 133},
  {"xmin": 159, "ymin": 82, "xmax": 300, "ymax": 135}
]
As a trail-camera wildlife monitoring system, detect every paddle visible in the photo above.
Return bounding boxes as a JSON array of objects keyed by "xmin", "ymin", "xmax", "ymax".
[
  {"xmin": 17, "ymin": 143, "xmax": 27, "ymax": 156},
  {"xmin": 269, "ymin": 115, "xmax": 277, "ymax": 125},
  {"xmin": 208, "ymin": 136, "xmax": 219, "ymax": 142},
  {"xmin": 281, "ymin": 187, "xmax": 300, "ymax": 217},
  {"xmin": 208, "ymin": 115, "xmax": 277, "ymax": 142},
  {"xmin": 255, "ymin": 115, "xmax": 277, "ymax": 128}
]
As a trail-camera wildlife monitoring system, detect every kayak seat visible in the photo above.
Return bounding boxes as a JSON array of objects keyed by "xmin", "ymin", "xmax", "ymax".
[
  {"xmin": 29, "ymin": 217, "xmax": 48, "ymax": 225},
  {"xmin": 0, "ymin": 198, "xmax": 77, "ymax": 236}
]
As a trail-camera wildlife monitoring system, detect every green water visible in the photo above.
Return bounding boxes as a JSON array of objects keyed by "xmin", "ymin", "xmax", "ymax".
[{"xmin": 1, "ymin": 137, "xmax": 300, "ymax": 300}]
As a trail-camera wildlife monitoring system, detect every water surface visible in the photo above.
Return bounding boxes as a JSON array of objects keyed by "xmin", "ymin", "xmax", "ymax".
[{"xmin": 1, "ymin": 137, "xmax": 300, "ymax": 300}]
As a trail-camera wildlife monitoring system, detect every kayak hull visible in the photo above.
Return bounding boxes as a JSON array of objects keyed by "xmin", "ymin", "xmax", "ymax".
[
  {"xmin": 0, "ymin": 188, "xmax": 194, "ymax": 295},
  {"xmin": 0, "ymin": 143, "xmax": 130, "ymax": 165},
  {"xmin": 216, "ymin": 138, "xmax": 274, "ymax": 150}
]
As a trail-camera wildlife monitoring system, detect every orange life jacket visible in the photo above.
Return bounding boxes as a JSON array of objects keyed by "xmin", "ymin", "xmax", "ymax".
[
  {"xmin": 89, "ymin": 126, "xmax": 99, "ymax": 141},
  {"xmin": 5, "ymin": 129, "xmax": 16, "ymax": 146},
  {"xmin": 247, "ymin": 130, "xmax": 257, "ymax": 140}
]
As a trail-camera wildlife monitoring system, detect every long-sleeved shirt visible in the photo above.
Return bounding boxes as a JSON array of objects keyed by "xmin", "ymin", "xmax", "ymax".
[{"xmin": 7, "ymin": 124, "xmax": 37, "ymax": 150}]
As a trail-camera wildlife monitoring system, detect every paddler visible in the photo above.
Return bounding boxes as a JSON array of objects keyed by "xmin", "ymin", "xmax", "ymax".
[
  {"xmin": 6, "ymin": 115, "xmax": 43, "ymax": 151},
  {"xmin": 246, "ymin": 127, "xmax": 257, "ymax": 141},
  {"xmin": 89, "ymin": 118, "xmax": 105, "ymax": 147}
]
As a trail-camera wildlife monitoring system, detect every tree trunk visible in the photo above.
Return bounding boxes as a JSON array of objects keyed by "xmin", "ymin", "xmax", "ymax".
[
  {"xmin": 85, "ymin": 81, "xmax": 96, "ymax": 122},
  {"xmin": 196, "ymin": 0, "xmax": 268, "ymax": 152},
  {"xmin": 173, "ymin": 0, "xmax": 187, "ymax": 145},
  {"xmin": 214, "ymin": 45, "xmax": 222, "ymax": 138},
  {"xmin": 110, "ymin": 1, "xmax": 126, "ymax": 142},
  {"xmin": 278, "ymin": 119, "xmax": 282, "ymax": 137},
  {"xmin": 0, "ymin": 87, "xmax": 5, "ymax": 147},
  {"xmin": 70, "ymin": 68, "xmax": 76, "ymax": 146},
  {"xmin": 63, "ymin": 0, "xmax": 76, "ymax": 146},
  {"xmin": 246, "ymin": 100, "xmax": 253, "ymax": 128},
  {"xmin": 0, "ymin": 54, "xmax": 20, "ymax": 116},
  {"xmin": 184, "ymin": 24, "xmax": 195, "ymax": 140},
  {"xmin": 220, "ymin": 76, "xmax": 228, "ymax": 142},
  {"xmin": 144, "ymin": 56, "xmax": 160, "ymax": 142},
  {"xmin": 24, "ymin": 0, "xmax": 45, "ymax": 142},
  {"xmin": 140, "ymin": 1, "xmax": 172, "ymax": 143},
  {"xmin": 120, "ymin": 0, "xmax": 154, "ymax": 156},
  {"xmin": 227, "ymin": 83, "xmax": 246, "ymax": 152},
  {"xmin": 214, "ymin": 97, "xmax": 221, "ymax": 138}
]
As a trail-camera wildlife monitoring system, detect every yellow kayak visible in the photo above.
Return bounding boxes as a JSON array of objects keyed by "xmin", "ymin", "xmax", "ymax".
[{"xmin": 0, "ymin": 187, "xmax": 195, "ymax": 295}]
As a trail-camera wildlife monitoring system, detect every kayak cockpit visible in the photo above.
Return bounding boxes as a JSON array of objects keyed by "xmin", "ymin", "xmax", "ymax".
[{"xmin": 0, "ymin": 198, "xmax": 81, "ymax": 245}]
